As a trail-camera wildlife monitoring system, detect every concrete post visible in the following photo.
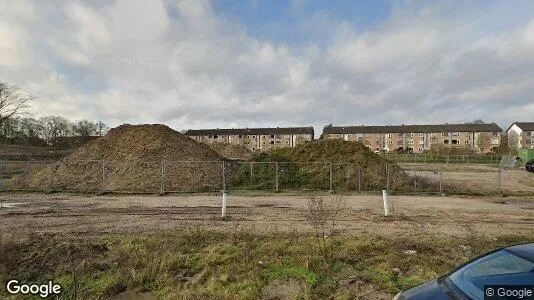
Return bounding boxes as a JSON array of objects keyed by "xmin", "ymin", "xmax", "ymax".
[
  {"xmin": 382, "ymin": 190, "xmax": 390, "ymax": 216},
  {"xmin": 222, "ymin": 161, "xmax": 226, "ymax": 192},
  {"xmin": 222, "ymin": 192, "xmax": 227, "ymax": 218}
]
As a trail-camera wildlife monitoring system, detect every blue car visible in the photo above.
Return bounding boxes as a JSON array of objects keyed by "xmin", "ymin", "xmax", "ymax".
[{"xmin": 394, "ymin": 243, "xmax": 534, "ymax": 300}]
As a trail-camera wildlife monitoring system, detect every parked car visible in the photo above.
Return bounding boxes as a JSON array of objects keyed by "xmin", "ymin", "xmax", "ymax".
[
  {"xmin": 393, "ymin": 243, "xmax": 534, "ymax": 300},
  {"xmin": 526, "ymin": 159, "xmax": 534, "ymax": 172}
]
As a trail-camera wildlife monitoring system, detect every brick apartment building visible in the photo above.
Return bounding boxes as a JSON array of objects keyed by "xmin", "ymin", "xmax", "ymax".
[
  {"xmin": 185, "ymin": 127, "xmax": 314, "ymax": 151},
  {"xmin": 506, "ymin": 122, "xmax": 534, "ymax": 150},
  {"xmin": 322, "ymin": 123, "xmax": 502, "ymax": 153}
]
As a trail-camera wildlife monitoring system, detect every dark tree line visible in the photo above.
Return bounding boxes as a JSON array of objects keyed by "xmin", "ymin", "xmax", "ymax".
[
  {"xmin": 0, "ymin": 116, "xmax": 108, "ymax": 148},
  {"xmin": 0, "ymin": 81, "xmax": 109, "ymax": 149}
]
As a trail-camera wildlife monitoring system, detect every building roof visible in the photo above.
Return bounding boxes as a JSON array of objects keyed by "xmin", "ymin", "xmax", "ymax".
[
  {"xmin": 185, "ymin": 126, "xmax": 314, "ymax": 136},
  {"xmin": 323, "ymin": 123, "xmax": 502, "ymax": 135},
  {"xmin": 507, "ymin": 122, "xmax": 534, "ymax": 132}
]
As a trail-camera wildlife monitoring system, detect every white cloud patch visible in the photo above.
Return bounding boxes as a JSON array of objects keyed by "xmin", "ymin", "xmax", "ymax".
[{"xmin": 1, "ymin": 0, "xmax": 534, "ymax": 132}]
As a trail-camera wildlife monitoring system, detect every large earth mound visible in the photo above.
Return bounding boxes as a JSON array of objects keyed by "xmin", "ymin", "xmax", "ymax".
[
  {"xmin": 6, "ymin": 124, "xmax": 224, "ymax": 193},
  {"xmin": 208, "ymin": 142, "xmax": 252, "ymax": 160},
  {"xmin": 231, "ymin": 139, "xmax": 413, "ymax": 191}
]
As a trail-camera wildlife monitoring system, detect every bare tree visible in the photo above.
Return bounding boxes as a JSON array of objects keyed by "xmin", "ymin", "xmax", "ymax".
[
  {"xmin": 40, "ymin": 116, "xmax": 72, "ymax": 144},
  {"xmin": 72, "ymin": 120, "xmax": 99, "ymax": 137},
  {"xmin": 19, "ymin": 117, "xmax": 44, "ymax": 139},
  {"xmin": 0, "ymin": 82, "xmax": 34, "ymax": 126}
]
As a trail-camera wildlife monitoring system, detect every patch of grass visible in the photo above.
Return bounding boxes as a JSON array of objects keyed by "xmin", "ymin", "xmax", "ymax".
[{"xmin": 0, "ymin": 230, "xmax": 531, "ymax": 299}]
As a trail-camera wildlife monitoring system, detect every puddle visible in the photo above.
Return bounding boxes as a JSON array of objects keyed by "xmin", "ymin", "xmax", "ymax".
[
  {"xmin": 502, "ymin": 201, "xmax": 531, "ymax": 205},
  {"xmin": 0, "ymin": 202, "xmax": 27, "ymax": 208}
]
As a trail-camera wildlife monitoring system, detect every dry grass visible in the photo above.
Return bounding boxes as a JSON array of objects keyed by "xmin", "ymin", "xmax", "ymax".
[{"xmin": 0, "ymin": 228, "xmax": 530, "ymax": 299}]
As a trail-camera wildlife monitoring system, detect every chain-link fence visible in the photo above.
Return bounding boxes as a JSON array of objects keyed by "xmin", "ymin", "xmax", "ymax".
[
  {"xmin": 382, "ymin": 154, "xmax": 504, "ymax": 164},
  {"xmin": 0, "ymin": 160, "xmax": 531, "ymax": 195}
]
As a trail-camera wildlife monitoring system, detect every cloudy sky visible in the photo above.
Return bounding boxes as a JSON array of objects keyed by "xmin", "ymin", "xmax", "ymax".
[{"xmin": 2, "ymin": 0, "xmax": 534, "ymax": 134}]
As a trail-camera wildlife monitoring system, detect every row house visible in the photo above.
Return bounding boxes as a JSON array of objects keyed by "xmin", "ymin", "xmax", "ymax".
[
  {"xmin": 506, "ymin": 122, "xmax": 534, "ymax": 150},
  {"xmin": 322, "ymin": 123, "xmax": 502, "ymax": 154},
  {"xmin": 185, "ymin": 127, "xmax": 314, "ymax": 151}
]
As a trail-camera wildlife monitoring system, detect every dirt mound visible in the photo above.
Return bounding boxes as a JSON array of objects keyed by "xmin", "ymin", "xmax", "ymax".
[
  {"xmin": 6, "ymin": 124, "xmax": 224, "ymax": 193},
  {"xmin": 253, "ymin": 139, "xmax": 386, "ymax": 165},
  {"xmin": 230, "ymin": 139, "xmax": 413, "ymax": 191},
  {"xmin": 209, "ymin": 142, "xmax": 252, "ymax": 160}
]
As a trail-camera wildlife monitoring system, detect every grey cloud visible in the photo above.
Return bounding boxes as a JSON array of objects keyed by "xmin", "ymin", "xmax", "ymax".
[{"xmin": 0, "ymin": 0, "xmax": 533, "ymax": 133}]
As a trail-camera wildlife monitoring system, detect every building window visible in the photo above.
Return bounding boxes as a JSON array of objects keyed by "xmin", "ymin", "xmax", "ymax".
[
  {"xmin": 452, "ymin": 132, "xmax": 460, "ymax": 137},
  {"xmin": 452, "ymin": 140, "xmax": 458, "ymax": 144},
  {"xmin": 442, "ymin": 133, "xmax": 448, "ymax": 137},
  {"xmin": 214, "ymin": 135, "xmax": 218, "ymax": 139},
  {"xmin": 388, "ymin": 133, "xmax": 392, "ymax": 137},
  {"xmin": 444, "ymin": 140, "xmax": 449, "ymax": 144},
  {"xmin": 270, "ymin": 135, "xmax": 275, "ymax": 138},
  {"xmin": 465, "ymin": 141, "xmax": 469, "ymax": 144},
  {"xmin": 238, "ymin": 135, "xmax": 242, "ymax": 138},
  {"xmin": 419, "ymin": 140, "xmax": 424, "ymax": 144},
  {"xmin": 419, "ymin": 133, "xmax": 424, "ymax": 137},
  {"xmin": 208, "ymin": 135, "xmax": 212, "ymax": 138},
  {"xmin": 410, "ymin": 133, "xmax": 414, "ymax": 137},
  {"xmin": 270, "ymin": 141, "xmax": 274, "ymax": 144}
]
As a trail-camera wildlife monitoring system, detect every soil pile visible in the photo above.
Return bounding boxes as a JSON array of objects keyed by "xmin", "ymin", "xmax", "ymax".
[
  {"xmin": 6, "ymin": 124, "xmax": 224, "ymax": 193},
  {"xmin": 231, "ymin": 139, "xmax": 413, "ymax": 191},
  {"xmin": 209, "ymin": 143, "xmax": 252, "ymax": 160}
]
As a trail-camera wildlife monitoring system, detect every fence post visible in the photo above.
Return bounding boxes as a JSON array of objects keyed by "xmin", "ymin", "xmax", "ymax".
[
  {"xmin": 161, "ymin": 160, "xmax": 166, "ymax": 195},
  {"xmin": 249, "ymin": 162, "xmax": 253, "ymax": 185},
  {"xmin": 23, "ymin": 161, "xmax": 28, "ymax": 189},
  {"xmin": 382, "ymin": 189, "xmax": 390, "ymax": 216},
  {"xmin": 101, "ymin": 160, "xmax": 105, "ymax": 193},
  {"xmin": 222, "ymin": 161, "xmax": 226, "ymax": 192},
  {"xmin": 358, "ymin": 166, "xmax": 362, "ymax": 193},
  {"xmin": 275, "ymin": 162, "xmax": 279, "ymax": 192},
  {"xmin": 386, "ymin": 163, "xmax": 390, "ymax": 192},
  {"xmin": 414, "ymin": 173, "xmax": 417, "ymax": 191},
  {"xmin": 439, "ymin": 172, "xmax": 443, "ymax": 195},
  {"xmin": 0, "ymin": 160, "xmax": 3, "ymax": 192},
  {"xmin": 221, "ymin": 192, "xmax": 227, "ymax": 218},
  {"xmin": 497, "ymin": 168, "xmax": 502, "ymax": 194},
  {"xmin": 48, "ymin": 162, "xmax": 54, "ymax": 193},
  {"xmin": 329, "ymin": 163, "xmax": 333, "ymax": 193}
]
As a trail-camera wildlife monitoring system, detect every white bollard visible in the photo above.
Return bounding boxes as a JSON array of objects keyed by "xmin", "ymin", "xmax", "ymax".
[
  {"xmin": 382, "ymin": 189, "xmax": 390, "ymax": 216},
  {"xmin": 222, "ymin": 192, "xmax": 227, "ymax": 218}
]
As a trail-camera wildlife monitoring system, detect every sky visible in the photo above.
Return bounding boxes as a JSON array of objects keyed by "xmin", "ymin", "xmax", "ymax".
[{"xmin": 1, "ymin": 0, "xmax": 534, "ymax": 135}]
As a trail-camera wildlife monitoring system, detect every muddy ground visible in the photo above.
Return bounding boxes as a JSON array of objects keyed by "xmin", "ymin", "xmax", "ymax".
[
  {"xmin": 400, "ymin": 163, "xmax": 534, "ymax": 193},
  {"xmin": 1, "ymin": 193, "xmax": 533, "ymax": 239}
]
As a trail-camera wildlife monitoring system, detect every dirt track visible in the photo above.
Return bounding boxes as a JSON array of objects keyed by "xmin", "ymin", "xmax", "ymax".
[{"xmin": 1, "ymin": 193, "xmax": 533, "ymax": 239}]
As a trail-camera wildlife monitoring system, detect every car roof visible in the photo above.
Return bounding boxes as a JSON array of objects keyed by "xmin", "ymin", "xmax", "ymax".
[{"xmin": 505, "ymin": 243, "xmax": 534, "ymax": 262}]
